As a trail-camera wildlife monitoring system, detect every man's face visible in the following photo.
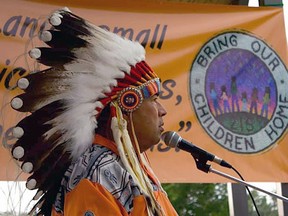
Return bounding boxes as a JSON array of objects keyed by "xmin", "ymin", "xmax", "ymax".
[{"xmin": 130, "ymin": 94, "xmax": 167, "ymax": 152}]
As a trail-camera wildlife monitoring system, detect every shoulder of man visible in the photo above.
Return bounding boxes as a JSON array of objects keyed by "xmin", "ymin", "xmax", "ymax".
[{"xmin": 65, "ymin": 145, "xmax": 140, "ymax": 209}]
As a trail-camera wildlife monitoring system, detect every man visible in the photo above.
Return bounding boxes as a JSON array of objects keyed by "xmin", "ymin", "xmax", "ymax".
[{"xmin": 10, "ymin": 8, "xmax": 178, "ymax": 215}]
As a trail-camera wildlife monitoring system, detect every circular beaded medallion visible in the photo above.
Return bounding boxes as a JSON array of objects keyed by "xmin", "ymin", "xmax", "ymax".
[{"xmin": 117, "ymin": 87, "xmax": 143, "ymax": 112}]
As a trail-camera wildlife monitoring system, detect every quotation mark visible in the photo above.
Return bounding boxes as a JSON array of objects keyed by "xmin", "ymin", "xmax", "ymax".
[{"xmin": 178, "ymin": 121, "xmax": 192, "ymax": 132}]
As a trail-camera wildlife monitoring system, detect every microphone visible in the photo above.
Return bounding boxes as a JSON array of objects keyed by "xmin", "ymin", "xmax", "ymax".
[{"xmin": 161, "ymin": 131, "xmax": 232, "ymax": 169}]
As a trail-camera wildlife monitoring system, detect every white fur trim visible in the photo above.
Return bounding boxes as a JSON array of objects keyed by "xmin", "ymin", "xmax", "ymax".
[
  {"xmin": 49, "ymin": 14, "xmax": 61, "ymax": 26},
  {"xmin": 11, "ymin": 97, "xmax": 23, "ymax": 110},
  {"xmin": 17, "ymin": 78, "xmax": 29, "ymax": 90},
  {"xmin": 29, "ymin": 48, "xmax": 41, "ymax": 59},
  {"xmin": 12, "ymin": 127, "xmax": 24, "ymax": 138},
  {"xmin": 26, "ymin": 179, "xmax": 37, "ymax": 190},
  {"xmin": 22, "ymin": 162, "xmax": 33, "ymax": 173},
  {"xmin": 12, "ymin": 146, "xmax": 24, "ymax": 159},
  {"xmin": 39, "ymin": 30, "xmax": 52, "ymax": 42},
  {"xmin": 61, "ymin": 7, "xmax": 71, "ymax": 12}
]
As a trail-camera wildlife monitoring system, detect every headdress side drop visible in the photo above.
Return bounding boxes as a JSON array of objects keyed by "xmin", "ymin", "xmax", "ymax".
[{"xmin": 9, "ymin": 8, "xmax": 163, "ymax": 215}]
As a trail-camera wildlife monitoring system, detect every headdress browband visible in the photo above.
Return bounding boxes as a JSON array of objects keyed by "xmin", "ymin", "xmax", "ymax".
[{"xmin": 117, "ymin": 78, "xmax": 160, "ymax": 113}]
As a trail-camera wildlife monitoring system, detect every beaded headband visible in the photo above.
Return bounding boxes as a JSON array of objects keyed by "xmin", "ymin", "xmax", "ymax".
[{"xmin": 117, "ymin": 78, "xmax": 160, "ymax": 112}]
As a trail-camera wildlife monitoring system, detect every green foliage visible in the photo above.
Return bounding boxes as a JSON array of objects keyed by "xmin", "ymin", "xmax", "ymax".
[
  {"xmin": 248, "ymin": 190, "xmax": 278, "ymax": 216},
  {"xmin": 162, "ymin": 183, "xmax": 229, "ymax": 216},
  {"xmin": 163, "ymin": 183, "xmax": 279, "ymax": 216}
]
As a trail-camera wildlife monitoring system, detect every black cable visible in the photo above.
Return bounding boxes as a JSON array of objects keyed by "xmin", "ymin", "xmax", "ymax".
[
  {"xmin": 190, "ymin": 153, "xmax": 261, "ymax": 215},
  {"xmin": 231, "ymin": 166, "xmax": 261, "ymax": 216}
]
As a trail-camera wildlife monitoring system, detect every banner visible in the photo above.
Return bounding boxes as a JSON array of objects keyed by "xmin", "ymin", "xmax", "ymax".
[{"xmin": 0, "ymin": 0, "xmax": 287, "ymax": 183}]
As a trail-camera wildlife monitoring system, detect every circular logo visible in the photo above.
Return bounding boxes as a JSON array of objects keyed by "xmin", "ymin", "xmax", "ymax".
[
  {"xmin": 117, "ymin": 87, "xmax": 143, "ymax": 113},
  {"xmin": 190, "ymin": 31, "xmax": 288, "ymax": 154}
]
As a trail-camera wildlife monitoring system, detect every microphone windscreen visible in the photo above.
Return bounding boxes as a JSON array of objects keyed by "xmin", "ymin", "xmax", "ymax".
[{"xmin": 161, "ymin": 131, "xmax": 180, "ymax": 148}]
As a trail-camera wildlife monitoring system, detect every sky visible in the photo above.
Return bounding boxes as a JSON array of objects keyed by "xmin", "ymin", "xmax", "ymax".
[{"xmin": 0, "ymin": 0, "xmax": 287, "ymax": 214}]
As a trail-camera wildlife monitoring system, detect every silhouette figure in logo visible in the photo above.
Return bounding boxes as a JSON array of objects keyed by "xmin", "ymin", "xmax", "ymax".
[
  {"xmin": 250, "ymin": 87, "xmax": 258, "ymax": 115},
  {"xmin": 241, "ymin": 91, "xmax": 248, "ymax": 112},
  {"xmin": 260, "ymin": 86, "xmax": 270, "ymax": 119},
  {"xmin": 220, "ymin": 85, "xmax": 231, "ymax": 113},
  {"xmin": 209, "ymin": 82, "xmax": 222, "ymax": 116},
  {"xmin": 231, "ymin": 76, "xmax": 240, "ymax": 112}
]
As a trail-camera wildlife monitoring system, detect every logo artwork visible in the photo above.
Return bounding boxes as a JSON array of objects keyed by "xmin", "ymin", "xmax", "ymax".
[{"xmin": 190, "ymin": 31, "xmax": 288, "ymax": 154}]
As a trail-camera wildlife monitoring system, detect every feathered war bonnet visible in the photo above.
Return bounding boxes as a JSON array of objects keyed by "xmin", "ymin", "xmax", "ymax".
[{"xmin": 10, "ymin": 8, "xmax": 163, "ymax": 215}]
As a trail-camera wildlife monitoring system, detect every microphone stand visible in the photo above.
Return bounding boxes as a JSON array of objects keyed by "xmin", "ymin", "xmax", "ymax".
[{"xmin": 192, "ymin": 155, "xmax": 288, "ymax": 203}]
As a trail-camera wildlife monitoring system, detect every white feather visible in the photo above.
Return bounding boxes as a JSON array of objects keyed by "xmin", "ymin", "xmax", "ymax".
[{"xmin": 39, "ymin": 10, "xmax": 148, "ymax": 160}]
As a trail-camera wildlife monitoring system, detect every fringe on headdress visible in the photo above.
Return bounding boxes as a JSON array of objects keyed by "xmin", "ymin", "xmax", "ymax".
[
  {"xmin": 111, "ymin": 103, "xmax": 165, "ymax": 216},
  {"xmin": 9, "ymin": 7, "xmax": 164, "ymax": 215}
]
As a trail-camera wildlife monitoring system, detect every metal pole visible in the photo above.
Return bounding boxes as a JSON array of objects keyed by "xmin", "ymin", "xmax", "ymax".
[{"xmin": 209, "ymin": 167, "xmax": 288, "ymax": 203}]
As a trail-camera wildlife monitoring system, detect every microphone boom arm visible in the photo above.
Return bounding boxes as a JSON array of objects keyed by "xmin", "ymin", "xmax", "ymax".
[
  {"xmin": 192, "ymin": 154, "xmax": 211, "ymax": 173},
  {"xmin": 209, "ymin": 167, "xmax": 288, "ymax": 203},
  {"xmin": 191, "ymin": 154, "xmax": 288, "ymax": 203}
]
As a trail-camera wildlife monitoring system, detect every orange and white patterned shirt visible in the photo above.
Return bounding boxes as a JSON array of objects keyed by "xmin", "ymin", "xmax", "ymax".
[{"xmin": 52, "ymin": 135, "xmax": 178, "ymax": 216}]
